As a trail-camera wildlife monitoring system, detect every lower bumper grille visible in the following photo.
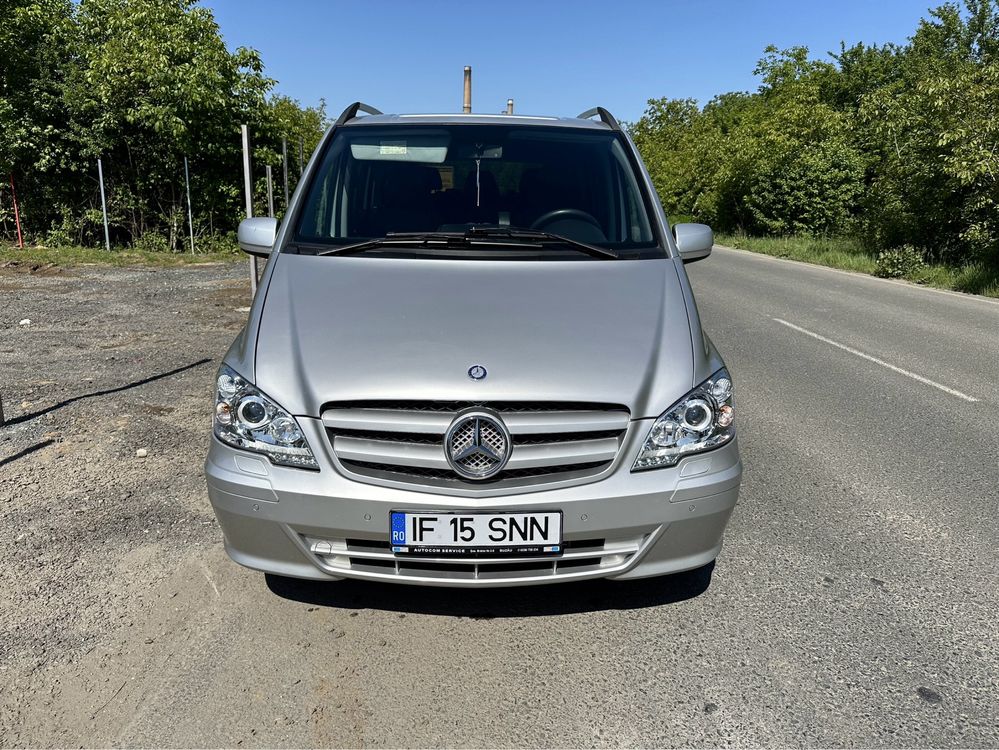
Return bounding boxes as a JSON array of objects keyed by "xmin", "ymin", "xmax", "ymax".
[{"xmin": 301, "ymin": 533, "xmax": 652, "ymax": 584}]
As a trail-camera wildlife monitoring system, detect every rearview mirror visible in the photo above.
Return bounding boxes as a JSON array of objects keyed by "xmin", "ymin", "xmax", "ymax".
[
  {"xmin": 674, "ymin": 223, "xmax": 713, "ymax": 263},
  {"xmin": 238, "ymin": 217, "xmax": 278, "ymax": 257}
]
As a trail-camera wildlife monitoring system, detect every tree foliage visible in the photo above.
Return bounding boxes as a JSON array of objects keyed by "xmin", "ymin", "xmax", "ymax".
[
  {"xmin": 0, "ymin": 0, "xmax": 328, "ymax": 249},
  {"xmin": 630, "ymin": 0, "xmax": 999, "ymax": 268}
]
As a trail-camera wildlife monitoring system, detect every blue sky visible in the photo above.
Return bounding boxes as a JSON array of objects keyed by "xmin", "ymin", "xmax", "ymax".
[{"xmin": 208, "ymin": 0, "xmax": 936, "ymax": 123}]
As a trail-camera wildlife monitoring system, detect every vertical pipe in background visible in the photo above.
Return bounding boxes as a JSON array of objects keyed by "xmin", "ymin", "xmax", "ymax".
[
  {"xmin": 9, "ymin": 174, "xmax": 24, "ymax": 248},
  {"xmin": 298, "ymin": 138, "xmax": 304, "ymax": 177},
  {"xmin": 506, "ymin": 98, "xmax": 514, "ymax": 115},
  {"xmin": 282, "ymin": 137, "xmax": 290, "ymax": 209},
  {"xmin": 97, "ymin": 158, "xmax": 111, "ymax": 252},
  {"xmin": 241, "ymin": 124, "xmax": 257, "ymax": 294},
  {"xmin": 183, "ymin": 156, "xmax": 195, "ymax": 254},
  {"xmin": 266, "ymin": 165, "xmax": 275, "ymax": 218},
  {"xmin": 463, "ymin": 66, "xmax": 472, "ymax": 113}
]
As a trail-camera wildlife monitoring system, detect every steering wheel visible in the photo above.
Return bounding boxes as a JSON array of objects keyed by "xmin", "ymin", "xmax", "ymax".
[{"xmin": 530, "ymin": 208, "xmax": 602, "ymax": 232}]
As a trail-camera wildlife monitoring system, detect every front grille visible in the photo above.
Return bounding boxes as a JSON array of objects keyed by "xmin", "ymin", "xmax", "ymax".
[
  {"xmin": 322, "ymin": 400, "xmax": 630, "ymax": 490},
  {"xmin": 300, "ymin": 533, "xmax": 653, "ymax": 584}
]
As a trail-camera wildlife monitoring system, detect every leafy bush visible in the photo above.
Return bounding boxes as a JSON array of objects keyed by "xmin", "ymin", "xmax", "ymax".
[
  {"xmin": 875, "ymin": 245, "xmax": 926, "ymax": 278},
  {"xmin": 132, "ymin": 231, "xmax": 170, "ymax": 253},
  {"xmin": 194, "ymin": 232, "xmax": 239, "ymax": 255},
  {"xmin": 44, "ymin": 209, "xmax": 77, "ymax": 247}
]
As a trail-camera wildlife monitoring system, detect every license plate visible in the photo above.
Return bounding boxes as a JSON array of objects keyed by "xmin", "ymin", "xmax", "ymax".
[{"xmin": 390, "ymin": 511, "xmax": 562, "ymax": 557}]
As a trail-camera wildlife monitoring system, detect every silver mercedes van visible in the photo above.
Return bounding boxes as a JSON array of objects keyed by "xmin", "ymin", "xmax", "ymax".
[{"xmin": 204, "ymin": 103, "xmax": 742, "ymax": 587}]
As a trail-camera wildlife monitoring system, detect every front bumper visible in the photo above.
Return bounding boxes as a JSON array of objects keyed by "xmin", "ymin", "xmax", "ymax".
[{"xmin": 204, "ymin": 418, "xmax": 742, "ymax": 587}]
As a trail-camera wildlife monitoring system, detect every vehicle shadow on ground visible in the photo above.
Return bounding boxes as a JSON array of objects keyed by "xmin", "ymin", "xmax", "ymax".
[{"xmin": 265, "ymin": 562, "xmax": 715, "ymax": 617}]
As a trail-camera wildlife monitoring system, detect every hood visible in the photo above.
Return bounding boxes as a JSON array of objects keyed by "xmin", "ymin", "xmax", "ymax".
[{"xmin": 253, "ymin": 255, "xmax": 695, "ymax": 418}]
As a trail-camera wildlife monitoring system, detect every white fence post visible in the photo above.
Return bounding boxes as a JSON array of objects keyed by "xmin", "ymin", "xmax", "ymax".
[
  {"xmin": 184, "ymin": 156, "xmax": 195, "ymax": 254},
  {"xmin": 241, "ymin": 124, "xmax": 257, "ymax": 294},
  {"xmin": 97, "ymin": 158, "xmax": 111, "ymax": 251}
]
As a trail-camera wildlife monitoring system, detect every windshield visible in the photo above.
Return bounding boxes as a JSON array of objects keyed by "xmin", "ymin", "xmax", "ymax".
[{"xmin": 293, "ymin": 124, "xmax": 660, "ymax": 258}]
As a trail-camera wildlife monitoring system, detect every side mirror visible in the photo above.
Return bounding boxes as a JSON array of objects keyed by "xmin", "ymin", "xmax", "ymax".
[
  {"xmin": 674, "ymin": 223, "xmax": 713, "ymax": 263},
  {"xmin": 238, "ymin": 217, "xmax": 278, "ymax": 257}
]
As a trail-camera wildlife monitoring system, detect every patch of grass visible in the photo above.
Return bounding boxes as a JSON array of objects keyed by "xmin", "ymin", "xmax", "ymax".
[
  {"xmin": 716, "ymin": 233, "xmax": 877, "ymax": 274},
  {"xmin": 715, "ymin": 233, "xmax": 999, "ymax": 299},
  {"xmin": 919, "ymin": 261, "xmax": 999, "ymax": 297},
  {"xmin": 0, "ymin": 244, "xmax": 243, "ymax": 268}
]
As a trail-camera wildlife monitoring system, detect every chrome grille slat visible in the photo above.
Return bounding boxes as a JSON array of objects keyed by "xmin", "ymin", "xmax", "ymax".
[
  {"xmin": 504, "ymin": 410, "xmax": 630, "ymax": 434},
  {"xmin": 334, "ymin": 436, "xmax": 448, "ymax": 469},
  {"xmin": 301, "ymin": 531, "xmax": 653, "ymax": 584},
  {"xmin": 509, "ymin": 438, "xmax": 618, "ymax": 469},
  {"xmin": 322, "ymin": 409, "xmax": 451, "ymax": 434},
  {"xmin": 323, "ymin": 400, "xmax": 629, "ymax": 489},
  {"xmin": 325, "ymin": 544, "xmax": 640, "ymax": 563}
]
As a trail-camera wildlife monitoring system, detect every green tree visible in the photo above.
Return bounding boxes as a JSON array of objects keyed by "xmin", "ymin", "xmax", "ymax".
[
  {"xmin": 64, "ymin": 0, "xmax": 276, "ymax": 246},
  {"xmin": 631, "ymin": 0, "xmax": 999, "ymax": 270},
  {"xmin": 1, "ymin": 0, "xmax": 327, "ymax": 249}
]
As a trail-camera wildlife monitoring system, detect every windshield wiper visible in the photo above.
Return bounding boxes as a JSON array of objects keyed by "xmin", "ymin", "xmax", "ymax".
[
  {"xmin": 464, "ymin": 226, "xmax": 619, "ymax": 259},
  {"xmin": 306, "ymin": 228, "xmax": 618, "ymax": 259},
  {"xmin": 310, "ymin": 232, "xmax": 468, "ymax": 256}
]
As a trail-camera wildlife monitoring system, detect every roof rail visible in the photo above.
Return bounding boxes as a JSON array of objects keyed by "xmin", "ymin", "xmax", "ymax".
[
  {"xmin": 576, "ymin": 107, "xmax": 622, "ymax": 131},
  {"xmin": 334, "ymin": 101, "xmax": 383, "ymax": 127}
]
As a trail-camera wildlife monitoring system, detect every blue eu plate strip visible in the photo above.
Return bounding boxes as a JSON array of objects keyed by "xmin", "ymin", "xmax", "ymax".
[{"xmin": 390, "ymin": 512, "xmax": 407, "ymax": 545}]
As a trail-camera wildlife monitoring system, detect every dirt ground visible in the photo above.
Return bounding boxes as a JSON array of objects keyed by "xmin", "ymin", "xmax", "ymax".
[{"xmin": 0, "ymin": 259, "xmax": 248, "ymax": 744}]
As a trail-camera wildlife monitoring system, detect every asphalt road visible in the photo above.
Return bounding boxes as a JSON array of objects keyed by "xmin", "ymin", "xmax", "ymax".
[{"xmin": 2, "ymin": 249, "xmax": 997, "ymax": 747}]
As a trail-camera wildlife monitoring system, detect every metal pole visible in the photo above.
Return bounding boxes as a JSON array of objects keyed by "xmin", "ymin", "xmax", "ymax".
[
  {"xmin": 282, "ymin": 137, "xmax": 290, "ymax": 209},
  {"xmin": 97, "ymin": 158, "xmax": 111, "ymax": 252},
  {"xmin": 298, "ymin": 138, "xmax": 304, "ymax": 177},
  {"xmin": 183, "ymin": 156, "xmax": 195, "ymax": 254},
  {"xmin": 9, "ymin": 174, "xmax": 24, "ymax": 248},
  {"xmin": 463, "ymin": 66, "xmax": 472, "ymax": 113},
  {"xmin": 507, "ymin": 98, "xmax": 514, "ymax": 115},
  {"xmin": 241, "ymin": 124, "xmax": 258, "ymax": 294},
  {"xmin": 266, "ymin": 165, "xmax": 274, "ymax": 218}
]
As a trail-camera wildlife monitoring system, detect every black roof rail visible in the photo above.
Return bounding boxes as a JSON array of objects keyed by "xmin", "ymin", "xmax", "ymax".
[
  {"xmin": 576, "ymin": 107, "xmax": 622, "ymax": 131},
  {"xmin": 334, "ymin": 101, "xmax": 383, "ymax": 127}
]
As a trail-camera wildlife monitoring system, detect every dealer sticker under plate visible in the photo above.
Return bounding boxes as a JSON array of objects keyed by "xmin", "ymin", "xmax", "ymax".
[{"xmin": 390, "ymin": 511, "xmax": 562, "ymax": 557}]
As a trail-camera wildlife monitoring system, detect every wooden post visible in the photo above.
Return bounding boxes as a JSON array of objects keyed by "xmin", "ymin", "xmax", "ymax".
[{"xmin": 9, "ymin": 174, "xmax": 24, "ymax": 248}]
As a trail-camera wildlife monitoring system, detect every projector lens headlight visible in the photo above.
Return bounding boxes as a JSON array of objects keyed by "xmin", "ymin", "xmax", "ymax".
[
  {"xmin": 212, "ymin": 364, "xmax": 319, "ymax": 470},
  {"xmin": 633, "ymin": 368, "xmax": 735, "ymax": 471}
]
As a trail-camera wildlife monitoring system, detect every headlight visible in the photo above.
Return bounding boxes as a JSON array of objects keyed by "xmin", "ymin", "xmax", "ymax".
[
  {"xmin": 633, "ymin": 368, "xmax": 734, "ymax": 471},
  {"xmin": 213, "ymin": 364, "xmax": 319, "ymax": 470}
]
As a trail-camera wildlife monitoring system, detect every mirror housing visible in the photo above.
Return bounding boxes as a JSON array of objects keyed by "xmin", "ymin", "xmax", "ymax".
[
  {"xmin": 674, "ymin": 223, "xmax": 713, "ymax": 263},
  {"xmin": 238, "ymin": 217, "xmax": 278, "ymax": 257}
]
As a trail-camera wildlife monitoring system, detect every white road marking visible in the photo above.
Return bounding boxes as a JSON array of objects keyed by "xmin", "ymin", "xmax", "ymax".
[{"xmin": 772, "ymin": 318, "xmax": 979, "ymax": 403}]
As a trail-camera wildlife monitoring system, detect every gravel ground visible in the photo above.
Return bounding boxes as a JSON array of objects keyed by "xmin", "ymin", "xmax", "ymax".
[
  {"xmin": 0, "ymin": 256, "xmax": 996, "ymax": 748},
  {"xmin": 0, "ymin": 260, "xmax": 247, "ymax": 744}
]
